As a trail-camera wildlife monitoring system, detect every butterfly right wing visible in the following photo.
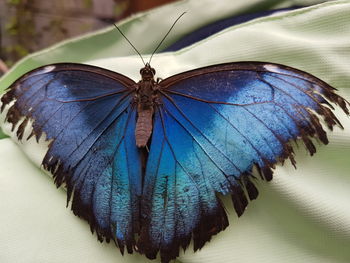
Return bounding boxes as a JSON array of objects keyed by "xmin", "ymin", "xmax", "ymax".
[
  {"xmin": 1, "ymin": 63, "xmax": 142, "ymax": 253},
  {"xmin": 137, "ymin": 62, "xmax": 349, "ymax": 263}
]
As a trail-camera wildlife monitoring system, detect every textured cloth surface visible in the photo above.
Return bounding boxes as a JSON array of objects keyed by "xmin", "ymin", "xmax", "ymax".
[{"xmin": 1, "ymin": 0, "xmax": 350, "ymax": 262}]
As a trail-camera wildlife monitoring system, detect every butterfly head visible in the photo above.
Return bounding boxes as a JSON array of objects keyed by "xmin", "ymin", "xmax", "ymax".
[{"xmin": 140, "ymin": 63, "xmax": 156, "ymax": 81}]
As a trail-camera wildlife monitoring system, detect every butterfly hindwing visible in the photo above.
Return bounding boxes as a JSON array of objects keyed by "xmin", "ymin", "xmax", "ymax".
[
  {"xmin": 1, "ymin": 63, "xmax": 142, "ymax": 252},
  {"xmin": 138, "ymin": 106, "xmax": 230, "ymax": 262},
  {"xmin": 137, "ymin": 62, "xmax": 349, "ymax": 262}
]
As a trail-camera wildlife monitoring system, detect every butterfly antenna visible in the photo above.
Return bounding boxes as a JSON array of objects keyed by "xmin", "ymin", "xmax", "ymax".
[
  {"xmin": 114, "ymin": 24, "xmax": 146, "ymax": 66},
  {"xmin": 148, "ymin": 12, "xmax": 186, "ymax": 65}
]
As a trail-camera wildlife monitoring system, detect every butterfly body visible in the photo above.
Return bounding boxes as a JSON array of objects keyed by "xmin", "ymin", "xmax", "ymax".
[
  {"xmin": 1, "ymin": 61, "xmax": 349, "ymax": 263},
  {"xmin": 135, "ymin": 63, "xmax": 159, "ymax": 147}
]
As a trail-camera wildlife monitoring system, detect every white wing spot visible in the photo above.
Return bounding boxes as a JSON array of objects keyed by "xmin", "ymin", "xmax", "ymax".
[
  {"xmin": 263, "ymin": 64, "xmax": 280, "ymax": 73},
  {"xmin": 28, "ymin": 65, "xmax": 56, "ymax": 78},
  {"xmin": 41, "ymin": 65, "xmax": 56, "ymax": 73}
]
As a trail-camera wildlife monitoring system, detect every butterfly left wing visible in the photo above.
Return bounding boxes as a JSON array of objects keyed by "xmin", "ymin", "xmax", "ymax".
[
  {"xmin": 1, "ymin": 63, "xmax": 142, "ymax": 253},
  {"xmin": 138, "ymin": 62, "xmax": 349, "ymax": 262}
]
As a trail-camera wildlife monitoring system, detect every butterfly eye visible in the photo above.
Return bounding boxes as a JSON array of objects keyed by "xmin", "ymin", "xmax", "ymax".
[{"xmin": 151, "ymin": 68, "xmax": 156, "ymax": 75}]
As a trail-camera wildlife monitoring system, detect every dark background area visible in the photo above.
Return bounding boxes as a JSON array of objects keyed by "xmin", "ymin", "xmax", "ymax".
[{"xmin": 0, "ymin": 0, "xmax": 177, "ymax": 75}]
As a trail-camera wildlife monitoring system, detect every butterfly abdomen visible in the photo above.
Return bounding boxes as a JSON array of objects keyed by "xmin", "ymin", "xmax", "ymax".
[{"xmin": 136, "ymin": 107, "xmax": 154, "ymax": 147}]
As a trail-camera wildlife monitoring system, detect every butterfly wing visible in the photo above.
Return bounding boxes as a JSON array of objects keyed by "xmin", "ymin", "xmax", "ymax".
[
  {"xmin": 1, "ymin": 63, "xmax": 142, "ymax": 253},
  {"xmin": 138, "ymin": 62, "xmax": 349, "ymax": 262}
]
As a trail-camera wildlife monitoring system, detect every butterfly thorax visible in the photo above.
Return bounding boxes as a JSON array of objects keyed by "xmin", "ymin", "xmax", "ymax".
[{"xmin": 134, "ymin": 63, "xmax": 159, "ymax": 148}]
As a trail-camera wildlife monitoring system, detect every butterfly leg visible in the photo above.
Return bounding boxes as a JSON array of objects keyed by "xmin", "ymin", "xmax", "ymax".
[{"xmin": 152, "ymin": 84, "xmax": 163, "ymax": 106}]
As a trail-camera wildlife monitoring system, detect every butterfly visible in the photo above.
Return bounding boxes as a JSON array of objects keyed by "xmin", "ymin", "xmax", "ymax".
[{"xmin": 1, "ymin": 58, "xmax": 349, "ymax": 262}]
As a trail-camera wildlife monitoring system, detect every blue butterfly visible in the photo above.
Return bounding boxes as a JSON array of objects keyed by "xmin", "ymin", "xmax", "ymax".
[{"xmin": 1, "ymin": 59, "xmax": 349, "ymax": 262}]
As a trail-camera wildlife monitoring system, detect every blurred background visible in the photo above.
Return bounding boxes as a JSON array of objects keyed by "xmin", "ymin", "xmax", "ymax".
[{"xmin": 0, "ymin": 0, "xmax": 177, "ymax": 75}]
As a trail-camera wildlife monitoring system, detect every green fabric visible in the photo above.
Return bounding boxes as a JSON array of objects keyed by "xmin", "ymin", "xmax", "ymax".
[
  {"xmin": 1, "ymin": 0, "xmax": 350, "ymax": 262},
  {"xmin": 0, "ymin": 128, "xmax": 8, "ymax": 139}
]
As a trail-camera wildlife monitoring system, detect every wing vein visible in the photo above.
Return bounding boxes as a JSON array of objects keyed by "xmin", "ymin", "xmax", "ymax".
[
  {"xmin": 161, "ymin": 92, "xmax": 258, "ymax": 177},
  {"xmin": 158, "ymin": 107, "xmax": 202, "ymax": 190},
  {"xmin": 51, "ymin": 92, "xmax": 133, "ymax": 169},
  {"xmin": 164, "ymin": 90, "xmax": 273, "ymax": 106}
]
